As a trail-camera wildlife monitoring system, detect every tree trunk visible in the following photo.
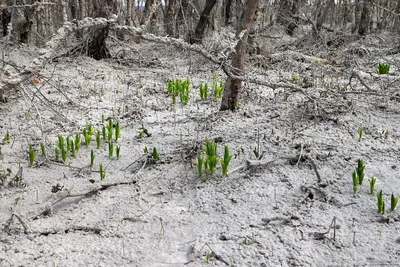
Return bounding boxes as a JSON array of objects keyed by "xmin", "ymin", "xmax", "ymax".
[
  {"xmin": 188, "ymin": 0, "xmax": 217, "ymax": 44},
  {"xmin": 165, "ymin": 0, "xmax": 177, "ymax": 36},
  {"xmin": 313, "ymin": 0, "xmax": 334, "ymax": 37},
  {"xmin": 220, "ymin": 0, "xmax": 259, "ymax": 111},
  {"xmin": 353, "ymin": 0, "xmax": 362, "ymax": 33},
  {"xmin": 286, "ymin": 0, "xmax": 299, "ymax": 36},
  {"xmin": 358, "ymin": 0, "xmax": 372, "ymax": 35}
]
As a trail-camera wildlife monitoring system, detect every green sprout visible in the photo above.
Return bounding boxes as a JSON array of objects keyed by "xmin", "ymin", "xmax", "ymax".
[
  {"xmin": 291, "ymin": 74, "xmax": 298, "ymax": 82},
  {"xmin": 107, "ymin": 119, "xmax": 113, "ymax": 141},
  {"xmin": 204, "ymin": 139, "xmax": 218, "ymax": 177},
  {"xmin": 55, "ymin": 147, "xmax": 60, "ymax": 161},
  {"xmin": 40, "ymin": 142, "xmax": 46, "ymax": 157},
  {"xmin": 74, "ymin": 134, "xmax": 81, "ymax": 152},
  {"xmin": 211, "ymin": 70, "xmax": 224, "ymax": 99},
  {"xmin": 152, "ymin": 147, "xmax": 160, "ymax": 161},
  {"xmin": 96, "ymin": 131, "xmax": 101, "ymax": 149},
  {"xmin": 102, "ymin": 125, "xmax": 106, "ymax": 141},
  {"xmin": 115, "ymin": 121, "xmax": 121, "ymax": 142},
  {"xmin": 221, "ymin": 145, "xmax": 232, "ymax": 176},
  {"xmin": 391, "ymin": 193, "xmax": 399, "ymax": 212},
  {"xmin": 199, "ymin": 82, "xmax": 209, "ymax": 100},
  {"xmin": 166, "ymin": 78, "xmax": 190, "ymax": 104},
  {"xmin": 108, "ymin": 142, "xmax": 114, "ymax": 158},
  {"xmin": 196, "ymin": 154, "xmax": 204, "ymax": 178},
  {"xmin": 90, "ymin": 150, "xmax": 95, "ymax": 169},
  {"xmin": 377, "ymin": 63, "xmax": 390, "ymax": 75},
  {"xmin": 66, "ymin": 136, "xmax": 71, "ymax": 151},
  {"xmin": 57, "ymin": 135, "xmax": 68, "ymax": 163},
  {"xmin": 143, "ymin": 146, "xmax": 148, "ymax": 153},
  {"xmin": 99, "ymin": 164, "xmax": 106, "ymax": 181},
  {"xmin": 28, "ymin": 145, "xmax": 37, "ymax": 167},
  {"xmin": 137, "ymin": 123, "xmax": 150, "ymax": 138},
  {"xmin": 116, "ymin": 145, "xmax": 120, "ymax": 160},
  {"xmin": 101, "ymin": 114, "xmax": 105, "ymax": 123},
  {"xmin": 205, "ymin": 251, "xmax": 211, "ymax": 264},
  {"xmin": 352, "ymin": 170, "xmax": 358, "ymax": 194},
  {"xmin": 356, "ymin": 159, "xmax": 365, "ymax": 185},
  {"xmin": 243, "ymin": 236, "xmax": 248, "ymax": 245},
  {"xmin": 3, "ymin": 130, "xmax": 11, "ymax": 143},
  {"xmin": 369, "ymin": 176, "xmax": 376, "ymax": 195},
  {"xmin": 70, "ymin": 140, "xmax": 76, "ymax": 157},
  {"xmin": 358, "ymin": 127, "xmax": 363, "ymax": 141},
  {"xmin": 57, "ymin": 135, "xmax": 65, "ymax": 151},
  {"xmin": 377, "ymin": 190, "xmax": 385, "ymax": 214},
  {"xmin": 83, "ymin": 127, "xmax": 93, "ymax": 147},
  {"xmin": 61, "ymin": 145, "xmax": 68, "ymax": 163}
]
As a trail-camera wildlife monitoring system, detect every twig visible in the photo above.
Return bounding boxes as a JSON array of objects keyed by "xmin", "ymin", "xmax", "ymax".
[
  {"xmin": 3, "ymin": 213, "xmax": 29, "ymax": 234},
  {"xmin": 205, "ymin": 243, "xmax": 229, "ymax": 266}
]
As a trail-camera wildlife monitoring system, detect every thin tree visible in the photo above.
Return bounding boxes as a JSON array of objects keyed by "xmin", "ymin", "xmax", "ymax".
[
  {"xmin": 165, "ymin": 0, "xmax": 177, "ymax": 36},
  {"xmin": 189, "ymin": 0, "xmax": 217, "ymax": 44},
  {"xmin": 220, "ymin": 0, "xmax": 259, "ymax": 111}
]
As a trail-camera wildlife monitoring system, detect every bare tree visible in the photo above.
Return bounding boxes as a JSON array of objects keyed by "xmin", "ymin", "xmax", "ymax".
[
  {"xmin": 165, "ymin": 0, "xmax": 177, "ymax": 36},
  {"xmin": 358, "ymin": 0, "xmax": 372, "ymax": 35},
  {"xmin": 189, "ymin": 0, "xmax": 217, "ymax": 44},
  {"xmin": 220, "ymin": 0, "xmax": 259, "ymax": 111},
  {"xmin": 313, "ymin": 0, "xmax": 334, "ymax": 37}
]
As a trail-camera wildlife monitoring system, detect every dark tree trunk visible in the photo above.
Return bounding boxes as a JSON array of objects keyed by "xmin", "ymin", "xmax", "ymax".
[
  {"xmin": 313, "ymin": 0, "xmax": 334, "ymax": 37},
  {"xmin": 224, "ymin": 0, "xmax": 233, "ymax": 25},
  {"xmin": 87, "ymin": 26, "xmax": 111, "ymax": 59},
  {"xmin": 286, "ymin": 0, "xmax": 299, "ymax": 36},
  {"xmin": 220, "ymin": 0, "xmax": 259, "ymax": 111},
  {"xmin": 358, "ymin": 0, "xmax": 371, "ymax": 35},
  {"xmin": 2, "ymin": 9, "xmax": 10, "ymax": 36},
  {"xmin": 188, "ymin": 0, "xmax": 217, "ymax": 44},
  {"xmin": 165, "ymin": 0, "xmax": 177, "ymax": 36}
]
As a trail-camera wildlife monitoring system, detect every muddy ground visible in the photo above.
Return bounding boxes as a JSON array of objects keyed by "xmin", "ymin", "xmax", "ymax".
[{"xmin": 0, "ymin": 30, "xmax": 400, "ymax": 267}]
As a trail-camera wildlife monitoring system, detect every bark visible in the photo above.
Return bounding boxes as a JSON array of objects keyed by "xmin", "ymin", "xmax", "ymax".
[
  {"xmin": 2, "ymin": 8, "xmax": 11, "ymax": 36},
  {"xmin": 358, "ymin": 0, "xmax": 372, "ymax": 35},
  {"xmin": 353, "ymin": 0, "xmax": 362, "ymax": 33},
  {"xmin": 189, "ymin": 0, "xmax": 217, "ymax": 44},
  {"xmin": 313, "ymin": 0, "xmax": 334, "ymax": 37},
  {"xmin": 224, "ymin": 0, "xmax": 233, "ymax": 25},
  {"xmin": 220, "ymin": 0, "xmax": 259, "ymax": 111},
  {"xmin": 165, "ymin": 0, "xmax": 177, "ymax": 36}
]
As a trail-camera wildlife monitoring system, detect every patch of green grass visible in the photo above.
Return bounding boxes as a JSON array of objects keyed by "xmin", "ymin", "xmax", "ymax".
[{"xmin": 377, "ymin": 63, "xmax": 390, "ymax": 75}]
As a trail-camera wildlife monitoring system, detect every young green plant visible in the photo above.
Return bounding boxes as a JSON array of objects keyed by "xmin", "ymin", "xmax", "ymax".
[
  {"xmin": 391, "ymin": 193, "xmax": 399, "ymax": 212},
  {"xmin": 152, "ymin": 147, "xmax": 160, "ymax": 161},
  {"xmin": 3, "ymin": 130, "xmax": 11, "ymax": 143},
  {"xmin": 196, "ymin": 154, "xmax": 204, "ymax": 178},
  {"xmin": 358, "ymin": 127, "xmax": 363, "ymax": 141},
  {"xmin": 352, "ymin": 170, "xmax": 358, "ymax": 194},
  {"xmin": 28, "ymin": 145, "xmax": 37, "ymax": 167},
  {"xmin": 221, "ymin": 145, "xmax": 232, "ymax": 176},
  {"xmin": 369, "ymin": 176, "xmax": 376, "ymax": 195},
  {"xmin": 108, "ymin": 142, "xmax": 114, "ymax": 158},
  {"xmin": 204, "ymin": 139, "xmax": 218, "ymax": 177},
  {"xmin": 74, "ymin": 134, "xmax": 81, "ymax": 152},
  {"xmin": 40, "ymin": 142, "xmax": 46, "ymax": 157},
  {"xmin": 199, "ymin": 82, "xmax": 209, "ymax": 100},
  {"xmin": 377, "ymin": 190, "xmax": 385, "ymax": 214},
  {"xmin": 356, "ymin": 159, "xmax": 365, "ymax": 185},
  {"xmin": 377, "ymin": 63, "xmax": 390, "ymax": 75},
  {"xmin": 90, "ymin": 150, "xmax": 95, "ymax": 169},
  {"xmin": 116, "ymin": 145, "xmax": 120, "ymax": 160},
  {"xmin": 115, "ymin": 121, "xmax": 121, "ymax": 142},
  {"xmin": 137, "ymin": 124, "xmax": 150, "ymax": 138},
  {"xmin": 107, "ymin": 119, "xmax": 113, "ymax": 141},
  {"xmin": 96, "ymin": 131, "xmax": 101, "ymax": 149},
  {"xmin": 99, "ymin": 163, "xmax": 106, "ymax": 181}
]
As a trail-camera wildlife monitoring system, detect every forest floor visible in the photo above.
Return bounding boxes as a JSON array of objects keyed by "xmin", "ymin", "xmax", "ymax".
[{"xmin": 0, "ymin": 29, "xmax": 400, "ymax": 267}]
